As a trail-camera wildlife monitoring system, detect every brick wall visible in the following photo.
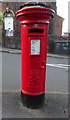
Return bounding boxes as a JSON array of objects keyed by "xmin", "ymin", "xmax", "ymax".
[
  {"xmin": 56, "ymin": 15, "xmax": 64, "ymax": 36},
  {"xmin": 2, "ymin": 2, "xmax": 23, "ymax": 48}
]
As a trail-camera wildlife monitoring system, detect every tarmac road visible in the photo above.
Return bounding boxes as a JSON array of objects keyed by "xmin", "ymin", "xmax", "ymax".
[{"xmin": 1, "ymin": 52, "xmax": 68, "ymax": 93}]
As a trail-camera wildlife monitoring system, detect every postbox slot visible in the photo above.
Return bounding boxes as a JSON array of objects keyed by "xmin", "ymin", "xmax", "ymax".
[{"xmin": 28, "ymin": 29, "xmax": 44, "ymax": 34}]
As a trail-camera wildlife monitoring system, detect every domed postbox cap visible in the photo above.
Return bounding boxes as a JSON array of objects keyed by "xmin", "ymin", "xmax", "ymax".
[
  {"xmin": 20, "ymin": 2, "xmax": 46, "ymax": 9},
  {"xmin": 16, "ymin": 2, "xmax": 55, "ymax": 24}
]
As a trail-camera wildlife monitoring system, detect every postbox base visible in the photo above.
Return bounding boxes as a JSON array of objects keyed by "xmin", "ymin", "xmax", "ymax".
[{"xmin": 21, "ymin": 92, "xmax": 45, "ymax": 109}]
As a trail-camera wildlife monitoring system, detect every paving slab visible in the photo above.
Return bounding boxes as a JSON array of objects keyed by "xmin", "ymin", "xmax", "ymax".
[{"xmin": 2, "ymin": 91, "xmax": 68, "ymax": 119}]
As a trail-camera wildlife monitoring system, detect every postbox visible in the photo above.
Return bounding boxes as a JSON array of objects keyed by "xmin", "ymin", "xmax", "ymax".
[{"xmin": 16, "ymin": 2, "xmax": 55, "ymax": 108}]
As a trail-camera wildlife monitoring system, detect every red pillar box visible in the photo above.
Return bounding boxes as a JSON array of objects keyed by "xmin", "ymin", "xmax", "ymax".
[{"xmin": 16, "ymin": 2, "xmax": 55, "ymax": 108}]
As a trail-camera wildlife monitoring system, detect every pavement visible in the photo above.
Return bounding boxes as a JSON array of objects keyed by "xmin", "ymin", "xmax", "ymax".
[
  {"xmin": 0, "ymin": 45, "xmax": 69, "ymax": 59},
  {"xmin": 2, "ymin": 91, "xmax": 68, "ymax": 118},
  {"xmin": 0, "ymin": 45, "xmax": 69, "ymax": 119}
]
